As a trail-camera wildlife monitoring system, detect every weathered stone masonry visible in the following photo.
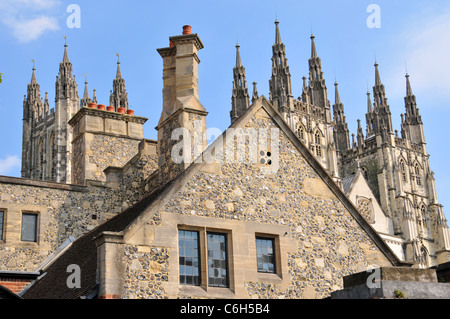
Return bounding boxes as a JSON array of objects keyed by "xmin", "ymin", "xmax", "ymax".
[{"xmin": 117, "ymin": 106, "xmax": 393, "ymax": 299}]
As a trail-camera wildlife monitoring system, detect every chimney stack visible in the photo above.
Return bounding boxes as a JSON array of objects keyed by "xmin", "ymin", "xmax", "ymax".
[{"xmin": 155, "ymin": 26, "xmax": 208, "ymax": 184}]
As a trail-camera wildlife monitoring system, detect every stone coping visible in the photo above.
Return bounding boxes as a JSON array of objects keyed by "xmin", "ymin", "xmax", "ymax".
[
  {"xmin": 0, "ymin": 175, "xmax": 88, "ymax": 192},
  {"xmin": 343, "ymin": 267, "xmax": 437, "ymax": 289},
  {"xmin": 68, "ymin": 106, "xmax": 148, "ymax": 127}
]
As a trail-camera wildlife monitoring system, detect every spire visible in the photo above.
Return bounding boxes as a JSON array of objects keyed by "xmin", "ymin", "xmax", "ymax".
[
  {"xmin": 334, "ymin": 81, "xmax": 341, "ymax": 104},
  {"xmin": 30, "ymin": 59, "xmax": 37, "ymax": 83},
  {"xmin": 63, "ymin": 35, "xmax": 69, "ymax": 62},
  {"xmin": 308, "ymin": 34, "xmax": 324, "ymax": 82},
  {"xmin": 252, "ymin": 81, "xmax": 259, "ymax": 104},
  {"xmin": 275, "ymin": 19, "xmax": 281, "ymax": 44},
  {"xmin": 365, "ymin": 91, "xmax": 375, "ymax": 137},
  {"xmin": 116, "ymin": 61, "xmax": 122, "ymax": 79},
  {"xmin": 371, "ymin": 62, "xmax": 393, "ymax": 138},
  {"xmin": 311, "ymin": 34, "xmax": 318, "ymax": 58},
  {"xmin": 31, "ymin": 67, "xmax": 37, "ymax": 84},
  {"xmin": 373, "ymin": 61, "xmax": 387, "ymax": 108},
  {"xmin": 357, "ymin": 119, "xmax": 365, "ymax": 148},
  {"xmin": 63, "ymin": 44, "xmax": 69, "ymax": 63},
  {"xmin": 25, "ymin": 65, "xmax": 43, "ymax": 121},
  {"xmin": 110, "ymin": 55, "xmax": 129, "ymax": 111},
  {"xmin": 269, "ymin": 19, "xmax": 293, "ymax": 114},
  {"xmin": 406, "ymin": 73, "xmax": 413, "ymax": 97},
  {"xmin": 93, "ymin": 89, "xmax": 97, "ymax": 104},
  {"xmin": 44, "ymin": 92, "xmax": 49, "ymax": 116},
  {"xmin": 83, "ymin": 80, "xmax": 89, "ymax": 99},
  {"xmin": 367, "ymin": 90, "xmax": 373, "ymax": 113},
  {"xmin": 404, "ymin": 73, "xmax": 422, "ymax": 125},
  {"xmin": 230, "ymin": 43, "xmax": 250, "ymax": 124},
  {"xmin": 235, "ymin": 44, "xmax": 242, "ymax": 67},
  {"xmin": 375, "ymin": 62, "xmax": 382, "ymax": 86},
  {"xmin": 305, "ymin": 34, "xmax": 331, "ymax": 120},
  {"xmin": 80, "ymin": 78, "xmax": 92, "ymax": 108},
  {"xmin": 332, "ymin": 81, "xmax": 350, "ymax": 153},
  {"xmin": 56, "ymin": 40, "xmax": 78, "ymax": 104},
  {"xmin": 116, "ymin": 53, "xmax": 122, "ymax": 79}
]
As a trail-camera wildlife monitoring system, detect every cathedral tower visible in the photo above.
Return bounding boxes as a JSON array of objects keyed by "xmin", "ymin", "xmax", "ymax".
[
  {"xmin": 338, "ymin": 63, "xmax": 450, "ymax": 267},
  {"xmin": 21, "ymin": 66, "xmax": 44, "ymax": 179},
  {"xmin": 54, "ymin": 42, "xmax": 79, "ymax": 183}
]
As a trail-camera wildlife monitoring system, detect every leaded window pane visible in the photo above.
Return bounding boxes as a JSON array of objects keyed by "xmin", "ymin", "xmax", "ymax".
[
  {"xmin": 207, "ymin": 233, "xmax": 228, "ymax": 287},
  {"xmin": 256, "ymin": 237, "xmax": 276, "ymax": 273},
  {"xmin": 0, "ymin": 211, "xmax": 4, "ymax": 241},
  {"xmin": 21, "ymin": 213, "xmax": 37, "ymax": 242},
  {"xmin": 178, "ymin": 230, "xmax": 200, "ymax": 286}
]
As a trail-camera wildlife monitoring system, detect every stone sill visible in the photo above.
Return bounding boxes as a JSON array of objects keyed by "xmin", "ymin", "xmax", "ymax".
[{"xmin": 178, "ymin": 285, "xmax": 235, "ymax": 299}]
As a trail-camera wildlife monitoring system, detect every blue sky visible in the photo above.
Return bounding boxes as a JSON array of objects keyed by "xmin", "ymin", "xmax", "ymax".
[{"xmin": 0, "ymin": 0, "xmax": 449, "ymax": 221}]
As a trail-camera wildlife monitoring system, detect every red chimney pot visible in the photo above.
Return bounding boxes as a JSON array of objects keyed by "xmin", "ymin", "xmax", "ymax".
[{"xmin": 182, "ymin": 25, "xmax": 192, "ymax": 35}]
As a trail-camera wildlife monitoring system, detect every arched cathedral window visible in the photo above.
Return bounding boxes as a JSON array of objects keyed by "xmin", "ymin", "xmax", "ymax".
[
  {"xmin": 296, "ymin": 124, "xmax": 305, "ymax": 141},
  {"xmin": 38, "ymin": 138, "xmax": 44, "ymax": 180},
  {"xmin": 314, "ymin": 131, "xmax": 322, "ymax": 157},
  {"xmin": 415, "ymin": 164, "xmax": 422, "ymax": 186},
  {"xmin": 50, "ymin": 132, "xmax": 56, "ymax": 181},
  {"xmin": 361, "ymin": 167, "xmax": 369, "ymax": 181},
  {"xmin": 400, "ymin": 159, "xmax": 407, "ymax": 182}
]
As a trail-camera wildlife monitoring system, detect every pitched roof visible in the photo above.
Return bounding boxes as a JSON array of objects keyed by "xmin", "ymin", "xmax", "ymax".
[
  {"xmin": 22, "ymin": 182, "xmax": 172, "ymax": 299},
  {"xmin": 0, "ymin": 285, "xmax": 22, "ymax": 300},
  {"xmin": 23, "ymin": 96, "xmax": 408, "ymax": 298},
  {"xmin": 342, "ymin": 174, "xmax": 356, "ymax": 194}
]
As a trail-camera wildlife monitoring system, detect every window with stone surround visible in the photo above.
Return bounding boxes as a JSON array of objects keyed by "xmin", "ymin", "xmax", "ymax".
[
  {"xmin": 296, "ymin": 124, "xmax": 305, "ymax": 141},
  {"xmin": 178, "ymin": 230, "xmax": 201, "ymax": 286},
  {"xmin": 207, "ymin": 232, "xmax": 229, "ymax": 288},
  {"xmin": 256, "ymin": 237, "xmax": 276, "ymax": 273},
  {"xmin": 21, "ymin": 213, "xmax": 38, "ymax": 242},
  {"xmin": 400, "ymin": 159, "xmax": 407, "ymax": 182},
  {"xmin": 178, "ymin": 228, "xmax": 230, "ymax": 289},
  {"xmin": 38, "ymin": 138, "xmax": 44, "ymax": 180},
  {"xmin": 415, "ymin": 164, "xmax": 422, "ymax": 186},
  {"xmin": 0, "ymin": 210, "xmax": 4, "ymax": 241},
  {"xmin": 50, "ymin": 132, "xmax": 56, "ymax": 181},
  {"xmin": 314, "ymin": 131, "xmax": 322, "ymax": 157}
]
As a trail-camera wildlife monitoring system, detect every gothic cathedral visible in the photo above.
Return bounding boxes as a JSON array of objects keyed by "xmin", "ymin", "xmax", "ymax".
[
  {"xmin": 21, "ymin": 21, "xmax": 450, "ymax": 269},
  {"xmin": 231, "ymin": 21, "xmax": 450, "ymax": 268}
]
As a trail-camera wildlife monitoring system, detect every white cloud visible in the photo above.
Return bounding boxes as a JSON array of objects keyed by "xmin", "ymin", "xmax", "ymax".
[
  {"xmin": 4, "ymin": 16, "xmax": 59, "ymax": 43},
  {"xmin": 0, "ymin": 0, "xmax": 61, "ymax": 43},
  {"xmin": 0, "ymin": 155, "xmax": 21, "ymax": 176},
  {"xmin": 388, "ymin": 9, "xmax": 450, "ymax": 98}
]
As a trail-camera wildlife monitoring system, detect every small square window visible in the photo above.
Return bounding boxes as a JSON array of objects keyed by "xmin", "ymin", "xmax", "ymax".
[
  {"xmin": 256, "ymin": 237, "xmax": 276, "ymax": 274},
  {"xmin": 21, "ymin": 213, "xmax": 38, "ymax": 242}
]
